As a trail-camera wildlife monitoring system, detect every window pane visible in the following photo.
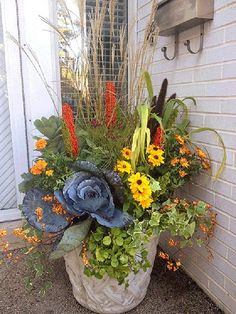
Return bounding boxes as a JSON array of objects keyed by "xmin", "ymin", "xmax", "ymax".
[{"xmin": 57, "ymin": 0, "xmax": 128, "ymax": 116}]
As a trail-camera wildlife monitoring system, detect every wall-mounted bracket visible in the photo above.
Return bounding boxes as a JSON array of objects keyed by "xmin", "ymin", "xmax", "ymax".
[
  {"xmin": 161, "ymin": 33, "xmax": 178, "ymax": 61},
  {"xmin": 184, "ymin": 24, "xmax": 204, "ymax": 54}
]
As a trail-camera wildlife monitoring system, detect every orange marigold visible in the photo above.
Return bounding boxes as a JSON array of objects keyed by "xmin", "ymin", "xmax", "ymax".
[
  {"xmin": 0, "ymin": 229, "xmax": 7, "ymax": 237},
  {"xmin": 30, "ymin": 159, "xmax": 48, "ymax": 175},
  {"xmin": 202, "ymin": 159, "xmax": 211, "ymax": 170},
  {"xmin": 159, "ymin": 251, "xmax": 169, "ymax": 260},
  {"xmin": 196, "ymin": 148, "xmax": 207, "ymax": 159},
  {"xmin": 180, "ymin": 157, "xmax": 189, "ymax": 168},
  {"xmin": 175, "ymin": 134, "xmax": 185, "ymax": 145},
  {"xmin": 170, "ymin": 158, "xmax": 179, "ymax": 166},
  {"xmin": 35, "ymin": 207, "xmax": 43, "ymax": 222},
  {"xmin": 179, "ymin": 170, "xmax": 187, "ymax": 177},
  {"xmin": 179, "ymin": 145, "xmax": 191, "ymax": 155},
  {"xmin": 52, "ymin": 202, "xmax": 66, "ymax": 215},
  {"xmin": 168, "ymin": 239, "xmax": 178, "ymax": 247},
  {"xmin": 35, "ymin": 138, "xmax": 47, "ymax": 150}
]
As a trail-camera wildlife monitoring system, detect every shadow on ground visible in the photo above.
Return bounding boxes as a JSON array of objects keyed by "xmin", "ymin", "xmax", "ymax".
[{"xmin": 0, "ymin": 248, "xmax": 223, "ymax": 314}]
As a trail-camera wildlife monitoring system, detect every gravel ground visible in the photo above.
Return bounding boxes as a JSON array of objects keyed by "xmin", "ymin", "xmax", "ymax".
[{"xmin": 0, "ymin": 249, "xmax": 223, "ymax": 314}]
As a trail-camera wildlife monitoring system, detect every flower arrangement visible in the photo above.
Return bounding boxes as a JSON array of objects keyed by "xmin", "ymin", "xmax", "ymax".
[{"xmin": 1, "ymin": 72, "xmax": 225, "ymax": 292}]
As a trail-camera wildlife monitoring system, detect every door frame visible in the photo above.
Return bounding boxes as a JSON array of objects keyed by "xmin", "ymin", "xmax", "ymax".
[{"xmin": 1, "ymin": 0, "xmax": 61, "ymax": 222}]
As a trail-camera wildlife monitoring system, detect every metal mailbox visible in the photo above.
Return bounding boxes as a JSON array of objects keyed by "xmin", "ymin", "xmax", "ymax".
[{"xmin": 156, "ymin": 0, "xmax": 214, "ymax": 36}]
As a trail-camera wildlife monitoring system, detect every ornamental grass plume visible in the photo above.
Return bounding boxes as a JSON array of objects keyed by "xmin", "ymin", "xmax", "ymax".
[
  {"xmin": 62, "ymin": 103, "xmax": 79, "ymax": 159},
  {"xmin": 105, "ymin": 81, "xmax": 117, "ymax": 128}
]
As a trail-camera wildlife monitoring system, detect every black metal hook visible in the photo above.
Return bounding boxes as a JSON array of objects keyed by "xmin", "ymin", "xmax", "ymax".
[
  {"xmin": 161, "ymin": 33, "xmax": 178, "ymax": 61},
  {"xmin": 184, "ymin": 24, "xmax": 204, "ymax": 54}
]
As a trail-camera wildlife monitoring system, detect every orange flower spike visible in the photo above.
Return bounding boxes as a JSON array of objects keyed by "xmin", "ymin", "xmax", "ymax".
[
  {"xmin": 105, "ymin": 81, "xmax": 117, "ymax": 128},
  {"xmin": 153, "ymin": 127, "xmax": 164, "ymax": 147},
  {"xmin": 62, "ymin": 103, "xmax": 79, "ymax": 159},
  {"xmin": 35, "ymin": 138, "xmax": 47, "ymax": 150}
]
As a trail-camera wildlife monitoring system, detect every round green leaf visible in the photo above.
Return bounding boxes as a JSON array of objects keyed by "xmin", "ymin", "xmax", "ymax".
[{"xmin": 103, "ymin": 236, "xmax": 112, "ymax": 246}]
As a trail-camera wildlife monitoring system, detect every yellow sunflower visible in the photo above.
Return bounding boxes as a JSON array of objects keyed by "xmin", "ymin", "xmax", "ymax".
[
  {"xmin": 148, "ymin": 149, "xmax": 165, "ymax": 167},
  {"xmin": 139, "ymin": 197, "xmax": 153, "ymax": 209},
  {"xmin": 121, "ymin": 147, "xmax": 132, "ymax": 160},
  {"xmin": 128, "ymin": 172, "xmax": 151, "ymax": 193},
  {"xmin": 114, "ymin": 160, "xmax": 132, "ymax": 174},
  {"xmin": 147, "ymin": 144, "xmax": 161, "ymax": 155}
]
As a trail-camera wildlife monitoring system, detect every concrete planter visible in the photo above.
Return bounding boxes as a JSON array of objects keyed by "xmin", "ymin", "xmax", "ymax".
[{"xmin": 64, "ymin": 236, "xmax": 159, "ymax": 314}]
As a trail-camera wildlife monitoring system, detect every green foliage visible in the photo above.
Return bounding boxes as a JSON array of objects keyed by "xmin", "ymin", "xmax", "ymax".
[
  {"xmin": 30, "ymin": 152, "xmax": 74, "ymax": 191},
  {"xmin": 85, "ymin": 223, "xmax": 152, "ymax": 286},
  {"xmin": 189, "ymin": 127, "xmax": 226, "ymax": 179},
  {"xmin": 50, "ymin": 219, "xmax": 92, "ymax": 259},
  {"xmin": 19, "ymin": 173, "xmax": 35, "ymax": 193},
  {"xmin": 22, "ymin": 247, "xmax": 52, "ymax": 295},
  {"xmin": 153, "ymin": 199, "xmax": 214, "ymax": 248},
  {"xmin": 34, "ymin": 116, "xmax": 64, "ymax": 153},
  {"xmin": 131, "ymin": 104, "xmax": 151, "ymax": 170},
  {"xmin": 143, "ymin": 71, "xmax": 154, "ymax": 101},
  {"xmin": 76, "ymin": 112, "xmax": 135, "ymax": 170}
]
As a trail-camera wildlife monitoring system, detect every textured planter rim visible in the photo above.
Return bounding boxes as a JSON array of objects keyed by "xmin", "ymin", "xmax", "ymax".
[{"xmin": 64, "ymin": 236, "xmax": 159, "ymax": 314}]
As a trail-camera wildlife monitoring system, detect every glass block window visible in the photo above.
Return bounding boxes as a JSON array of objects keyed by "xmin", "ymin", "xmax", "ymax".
[{"xmin": 57, "ymin": 0, "xmax": 128, "ymax": 114}]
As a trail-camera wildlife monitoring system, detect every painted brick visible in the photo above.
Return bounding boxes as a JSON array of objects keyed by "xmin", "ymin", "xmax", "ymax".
[
  {"xmin": 221, "ymin": 99, "xmax": 236, "ymax": 114},
  {"xmin": 194, "ymin": 65, "xmax": 222, "ymax": 82},
  {"xmin": 232, "ymin": 186, "xmax": 236, "ymax": 201},
  {"xmin": 190, "ymin": 99, "xmax": 221, "ymax": 113},
  {"xmin": 211, "ymin": 252, "xmax": 236, "ymax": 282},
  {"xmin": 215, "ymin": 0, "xmax": 236, "ymax": 11},
  {"xmin": 228, "ymin": 249, "xmax": 236, "ymax": 267},
  {"xmin": 137, "ymin": 0, "xmax": 236, "ymax": 311},
  {"xmin": 225, "ymin": 278, "xmax": 236, "ymax": 299},
  {"xmin": 205, "ymin": 114, "xmax": 236, "ymax": 132},
  {"xmin": 225, "ymin": 24, "xmax": 236, "ymax": 42},
  {"xmin": 214, "ymin": 208, "xmax": 230, "ymax": 229},
  {"xmin": 205, "ymin": 81, "xmax": 236, "ymax": 98},
  {"xmin": 223, "ymin": 63, "xmax": 236, "ymax": 79},
  {"xmin": 212, "ymin": 5, "xmax": 236, "ymax": 29},
  {"xmin": 209, "ymin": 280, "xmax": 236, "ymax": 313},
  {"xmin": 208, "ymin": 237, "xmax": 228, "ymax": 259},
  {"xmin": 212, "ymin": 179, "xmax": 232, "ymax": 198},
  {"xmin": 229, "ymin": 217, "xmax": 236, "ymax": 235},
  {"xmin": 188, "ymin": 184, "xmax": 215, "ymax": 204},
  {"xmin": 214, "ymin": 226, "xmax": 236, "ymax": 251},
  {"xmin": 215, "ymin": 194, "xmax": 236, "ymax": 218}
]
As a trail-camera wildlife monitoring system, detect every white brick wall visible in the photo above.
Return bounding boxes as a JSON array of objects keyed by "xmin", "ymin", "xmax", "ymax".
[{"xmin": 136, "ymin": 1, "xmax": 236, "ymax": 313}]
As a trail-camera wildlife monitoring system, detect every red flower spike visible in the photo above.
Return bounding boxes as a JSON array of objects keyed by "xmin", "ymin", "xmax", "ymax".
[
  {"xmin": 105, "ymin": 81, "xmax": 117, "ymax": 128},
  {"xmin": 62, "ymin": 103, "xmax": 79, "ymax": 159},
  {"xmin": 153, "ymin": 126, "xmax": 164, "ymax": 147}
]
